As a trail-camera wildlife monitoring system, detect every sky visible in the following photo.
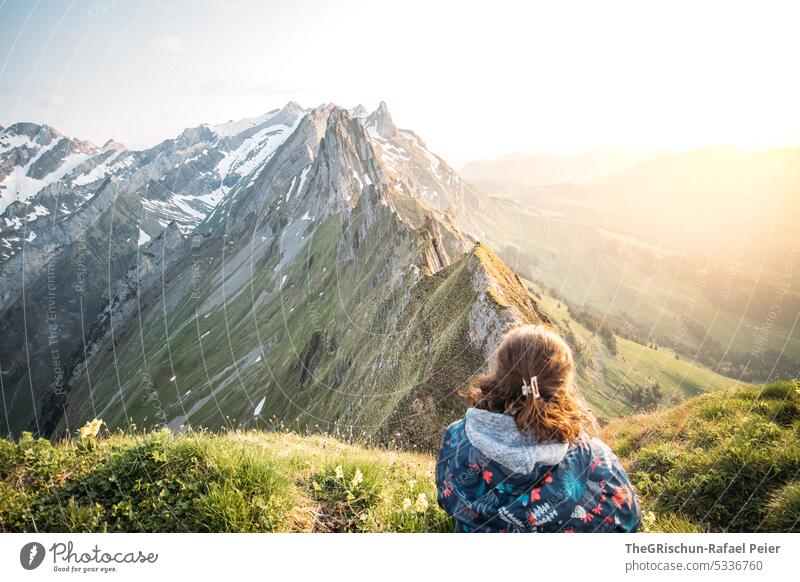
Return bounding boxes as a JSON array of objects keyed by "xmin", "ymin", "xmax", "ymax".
[{"xmin": 1, "ymin": 0, "xmax": 799, "ymax": 165}]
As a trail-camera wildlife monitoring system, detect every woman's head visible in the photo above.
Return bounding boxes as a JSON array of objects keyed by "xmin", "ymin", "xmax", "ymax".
[{"xmin": 466, "ymin": 324, "xmax": 595, "ymax": 442}]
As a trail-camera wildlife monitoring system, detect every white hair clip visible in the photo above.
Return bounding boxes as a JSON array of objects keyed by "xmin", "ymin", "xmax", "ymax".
[{"xmin": 522, "ymin": 376, "xmax": 541, "ymax": 399}]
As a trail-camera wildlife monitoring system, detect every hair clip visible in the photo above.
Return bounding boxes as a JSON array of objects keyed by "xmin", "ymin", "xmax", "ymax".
[{"xmin": 522, "ymin": 376, "xmax": 541, "ymax": 399}]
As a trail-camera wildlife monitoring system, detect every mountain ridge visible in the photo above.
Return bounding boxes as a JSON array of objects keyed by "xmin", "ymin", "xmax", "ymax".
[{"xmin": 0, "ymin": 102, "xmax": 546, "ymax": 450}]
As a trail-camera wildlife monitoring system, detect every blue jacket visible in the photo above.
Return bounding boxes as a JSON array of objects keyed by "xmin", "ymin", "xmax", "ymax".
[{"xmin": 436, "ymin": 408, "xmax": 640, "ymax": 532}]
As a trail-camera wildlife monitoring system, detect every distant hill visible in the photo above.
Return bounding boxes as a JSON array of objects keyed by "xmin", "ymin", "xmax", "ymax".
[
  {"xmin": 475, "ymin": 146, "xmax": 800, "ymax": 271},
  {"xmin": 456, "ymin": 148, "xmax": 800, "ymax": 382},
  {"xmin": 529, "ymin": 283, "xmax": 749, "ymax": 419}
]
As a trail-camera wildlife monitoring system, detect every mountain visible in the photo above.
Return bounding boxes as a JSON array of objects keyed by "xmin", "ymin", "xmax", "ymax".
[
  {"xmin": 460, "ymin": 147, "xmax": 646, "ymax": 187},
  {"xmin": 472, "ymin": 147, "xmax": 800, "ymax": 272},
  {"xmin": 0, "ymin": 102, "xmax": 545, "ymax": 449},
  {"xmin": 0, "ymin": 102, "xmax": 307, "ymax": 261},
  {"xmin": 0, "ymin": 122, "xmax": 100, "ymax": 216}
]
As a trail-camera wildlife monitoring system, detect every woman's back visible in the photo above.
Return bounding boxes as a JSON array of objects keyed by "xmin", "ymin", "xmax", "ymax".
[
  {"xmin": 436, "ymin": 409, "xmax": 640, "ymax": 532},
  {"xmin": 435, "ymin": 324, "xmax": 640, "ymax": 533}
]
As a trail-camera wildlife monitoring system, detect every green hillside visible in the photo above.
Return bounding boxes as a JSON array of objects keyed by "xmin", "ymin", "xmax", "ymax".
[
  {"xmin": 60, "ymin": 179, "xmax": 543, "ymax": 450},
  {"xmin": 1, "ymin": 382, "xmax": 798, "ymax": 533},
  {"xmin": 455, "ymin": 190, "xmax": 800, "ymax": 382},
  {"xmin": 603, "ymin": 381, "xmax": 800, "ymax": 532}
]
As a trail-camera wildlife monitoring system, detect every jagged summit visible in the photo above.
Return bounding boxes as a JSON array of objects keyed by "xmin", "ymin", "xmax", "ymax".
[
  {"xmin": 101, "ymin": 138, "xmax": 126, "ymax": 151},
  {"xmin": 348, "ymin": 104, "xmax": 368, "ymax": 118},
  {"xmin": 365, "ymin": 100, "xmax": 396, "ymax": 139},
  {"xmin": 206, "ymin": 101, "xmax": 307, "ymax": 139},
  {"xmin": 3, "ymin": 121, "xmax": 65, "ymax": 142},
  {"xmin": 0, "ymin": 122, "xmax": 100, "ymax": 218}
]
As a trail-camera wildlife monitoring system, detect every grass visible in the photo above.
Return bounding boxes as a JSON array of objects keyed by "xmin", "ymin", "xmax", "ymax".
[
  {"xmin": 603, "ymin": 380, "xmax": 800, "ymax": 532},
  {"xmin": 0, "ymin": 427, "xmax": 451, "ymax": 533},
  {"xmin": 2, "ymin": 381, "xmax": 798, "ymax": 532}
]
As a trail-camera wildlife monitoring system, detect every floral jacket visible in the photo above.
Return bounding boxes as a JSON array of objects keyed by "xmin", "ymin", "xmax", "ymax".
[{"xmin": 435, "ymin": 408, "xmax": 640, "ymax": 533}]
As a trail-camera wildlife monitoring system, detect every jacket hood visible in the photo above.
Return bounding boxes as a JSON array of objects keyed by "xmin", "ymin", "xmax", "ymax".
[{"xmin": 464, "ymin": 408, "xmax": 569, "ymax": 474}]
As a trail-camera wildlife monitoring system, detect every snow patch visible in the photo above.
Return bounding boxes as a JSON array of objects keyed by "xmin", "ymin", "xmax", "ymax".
[
  {"xmin": 138, "ymin": 229, "xmax": 151, "ymax": 246},
  {"xmin": 253, "ymin": 396, "xmax": 266, "ymax": 416}
]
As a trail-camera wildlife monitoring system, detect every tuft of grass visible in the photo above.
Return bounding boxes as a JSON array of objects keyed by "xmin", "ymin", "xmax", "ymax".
[{"xmin": 763, "ymin": 482, "xmax": 800, "ymax": 532}]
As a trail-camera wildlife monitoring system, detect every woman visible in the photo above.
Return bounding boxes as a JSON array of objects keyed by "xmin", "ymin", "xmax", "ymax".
[{"xmin": 436, "ymin": 324, "xmax": 640, "ymax": 532}]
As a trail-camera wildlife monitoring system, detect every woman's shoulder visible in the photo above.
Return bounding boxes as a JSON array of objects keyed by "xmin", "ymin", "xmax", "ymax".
[{"xmin": 561, "ymin": 432, "xmax": 623, "ymax": 470}]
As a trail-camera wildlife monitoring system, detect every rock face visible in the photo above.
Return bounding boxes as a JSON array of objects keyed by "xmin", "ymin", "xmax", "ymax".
[{"xmin": 1, "ymin": 102, "xmax": 545, "ymax": 450}]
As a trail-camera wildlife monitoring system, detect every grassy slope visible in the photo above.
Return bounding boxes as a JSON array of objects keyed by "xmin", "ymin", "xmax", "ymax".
[
  {"xmin": 531, "ymin": 284, "xmax": 746, "ymax": 418},
  {"xmin": 0, "ymin": 429, "xmax": 450, "ymax": 533},
  {"xmin": 602, "ymin": 381, "xmax": 800, "ymax": 532},
  {"xmin": 3, "ymin": 381, "xmax": 798, "ymax": 533}
]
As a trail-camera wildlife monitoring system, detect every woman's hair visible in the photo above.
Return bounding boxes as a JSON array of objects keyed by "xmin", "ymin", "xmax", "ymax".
[{"xmin": 466, "ymin": 324, "xmax": 596, "ymax": 443}]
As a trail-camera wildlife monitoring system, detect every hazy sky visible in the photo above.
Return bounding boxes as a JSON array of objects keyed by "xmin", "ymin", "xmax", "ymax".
[{"xmin": 1, "ymin": 0, "xmax": 799, "ymax": 165}]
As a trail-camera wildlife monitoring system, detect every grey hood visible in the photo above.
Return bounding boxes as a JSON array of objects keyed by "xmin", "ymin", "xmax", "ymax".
[{"xmin": 464, "ymin": 407, "xmax": 569, "ymax": 474}]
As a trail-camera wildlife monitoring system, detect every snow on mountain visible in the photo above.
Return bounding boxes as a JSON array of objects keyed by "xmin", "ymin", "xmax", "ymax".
[
  {"xmin": 0, "ymin": 102, "xmax": 308, "ymax": 261},
  {"xmin": 0, "ymin": 99, "xmax": 473, "ymax": 266},
  {"xmin": 0, "ymin": 123, "xmax": 99, "ymax": 213},
  {"xmin": 362, "ymin": 101, "xmax": 467, "ymax": 214}
]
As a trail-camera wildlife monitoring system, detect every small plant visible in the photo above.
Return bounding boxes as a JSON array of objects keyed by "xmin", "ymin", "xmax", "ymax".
[
  {"xmin": 77, "ymin": 419, "xmax": 104, "ymax": 449},
  {"xmin": 310, "ymin": 463, "xmax": 381, "ymax": 531},
  {"xmin": 764, "ymin": 482, "xmax": 800, "ymax": 532},
  {"xmin": 379, "ymin": 473, "xmax": 452, "ymax": 533}
]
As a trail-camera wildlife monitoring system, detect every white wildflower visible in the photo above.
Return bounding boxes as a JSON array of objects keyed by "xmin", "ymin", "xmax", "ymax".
[
  {"xmin": 351, "ymin": 468, "xmax": 364, "ymax": 488},
  {"xmin": 78, "ymin": 419, "xmax": 104, "ymax": 442}
]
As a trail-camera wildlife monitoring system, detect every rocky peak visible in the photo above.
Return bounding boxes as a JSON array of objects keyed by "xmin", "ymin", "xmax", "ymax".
[
  {"xmin": 464, "ymin": 243, "xmax": 547, "ymax": 359},
  {"xmin": 282, "ymin": 100, "xmax": 304, "ymax": 116},
  {"xmin": 155, "ymin": 220, "xmax": 185, "ymax": 250},
  {"xmin": 101, "ymin": 138, "xmax": 126, "ymax": 151},
  {"xmin": 306, "ymin": 106, "xmax": 385, "ymax": 214},
  {"xmin": 4, "ymin": 122, "xmax": 62, "ymax": 144},
  {"xmin": 349, "ymin": 104, "xmax": 368, "ymax": 118},
  {"xmin": 261, "ymin": 101, "xmax": 306, "ymax": 130},
  {"xmin": 365, "ymin": 101, "xmax": 397, "ymax": 139},
  {"xmin": 175, "ymin": 124, "xmax": 216, "ymax": 148}
]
